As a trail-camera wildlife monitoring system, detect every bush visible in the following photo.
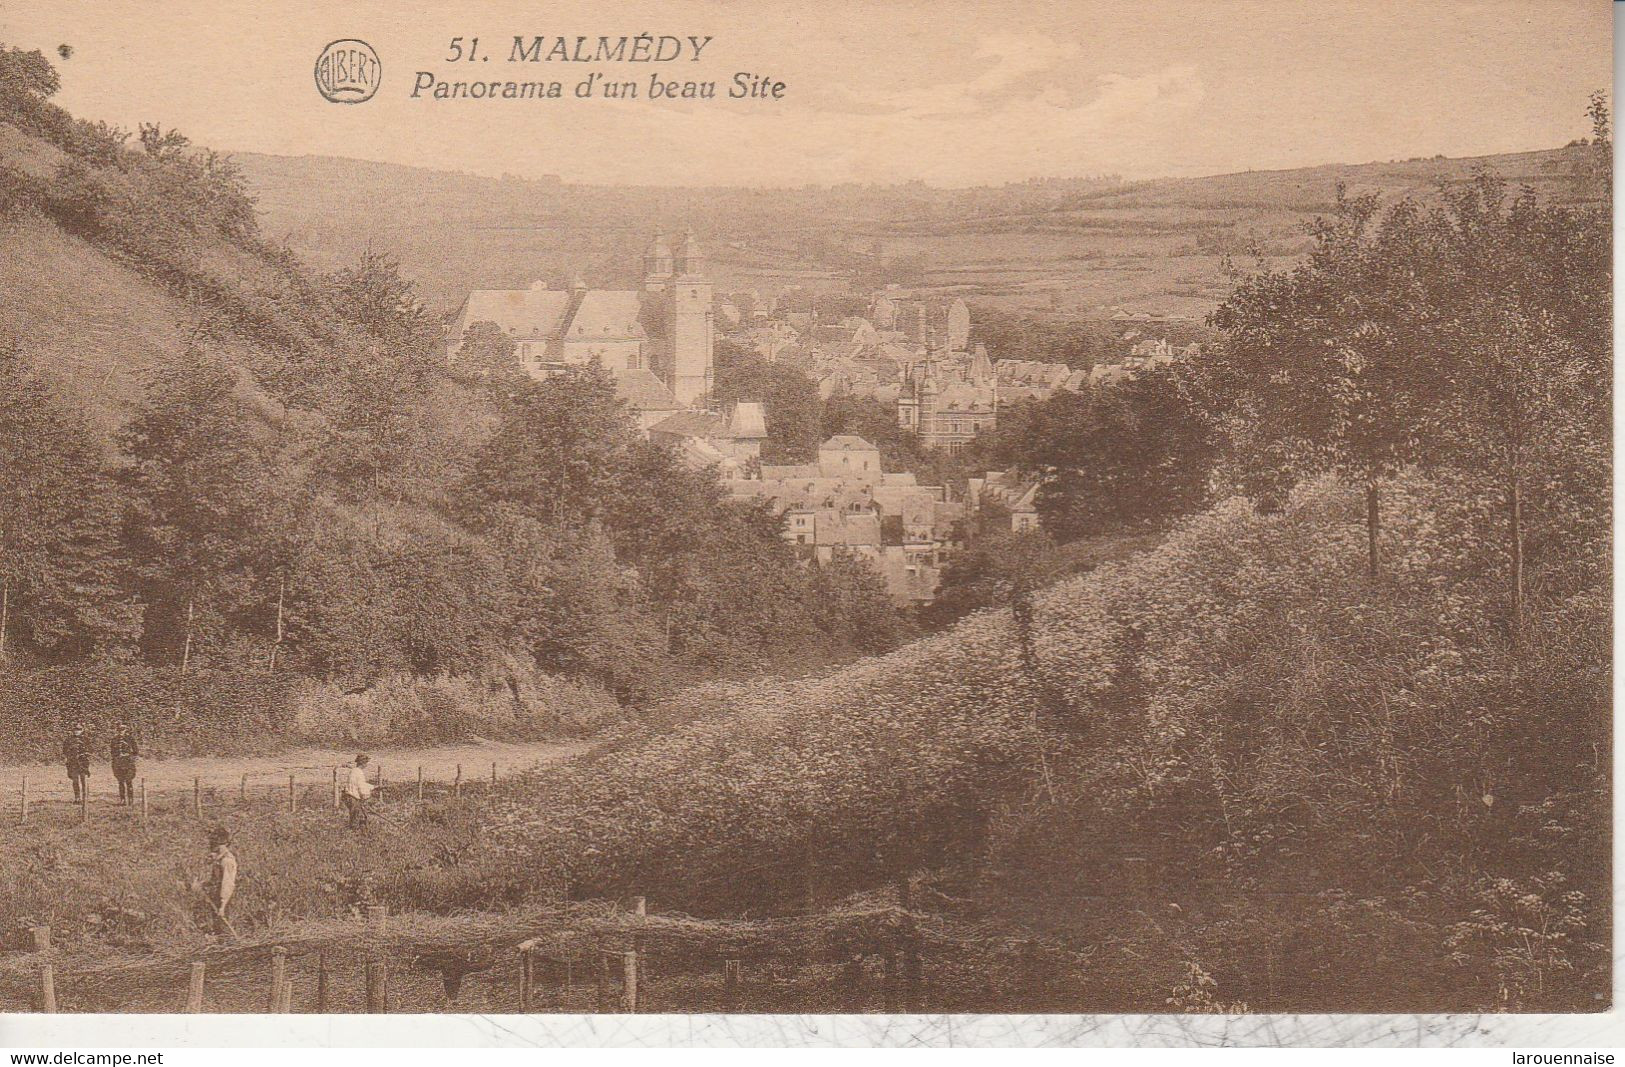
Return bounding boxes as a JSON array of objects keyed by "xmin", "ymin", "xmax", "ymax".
[
  {"xmin": 0, "ymin": 661, "xmax": 622, "ymax": 760},
  {"xmin": 487, "ymin": 473, "xmax": 1607, "ymax": 1010}
]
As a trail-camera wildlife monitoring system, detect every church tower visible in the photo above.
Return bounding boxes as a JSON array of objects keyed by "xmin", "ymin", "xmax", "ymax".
[
  {"xmin": 643, "ymin": 232, "xmax": 673, "ymax": 292},
  {"xmin": 668, "ymin": 228, "xmax": 713, "ymax": 408}
]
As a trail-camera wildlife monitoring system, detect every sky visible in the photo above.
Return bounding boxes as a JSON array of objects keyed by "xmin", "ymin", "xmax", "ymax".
[{"xmin": 0, "ymin": 0, "xmax": 1612, "ymax": 187}]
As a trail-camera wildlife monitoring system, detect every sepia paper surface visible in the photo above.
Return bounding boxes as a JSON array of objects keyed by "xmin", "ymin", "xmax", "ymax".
[{"xmin": 0, "ymin": 0, "xmax": 1616, "ymax": 1048}]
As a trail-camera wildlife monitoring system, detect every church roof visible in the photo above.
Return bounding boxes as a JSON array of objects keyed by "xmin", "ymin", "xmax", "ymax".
[
  {"xmin": 564, "ymin": 291, "xmax": 648, "ymax": 340},
  {"xmin": 458, "ymin": 284, "xmax": 659, "ymax": 343},
  {"xmin": 460, "ymin": 285, "xmax": 573, "ymax": 338}
]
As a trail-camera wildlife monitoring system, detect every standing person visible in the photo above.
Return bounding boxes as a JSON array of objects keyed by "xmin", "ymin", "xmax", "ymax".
[
  {"xmin": 343, "ymin": 753, "xmax": 374, "ymax": 831},
  {"xmin": 110, "ymin": 720, "xmax": 139, "ymax": 806},
  {"xmin": 61, "ymin": 723, "xmax": 91, "ymax": 801},
  {"xmin": 206, "ymin": 827, "xmax": 238, "ymax": 937}
]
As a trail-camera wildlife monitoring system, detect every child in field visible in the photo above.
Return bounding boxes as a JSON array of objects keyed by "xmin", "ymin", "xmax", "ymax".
[
  {"xmin": 343, "ymin": 753, "xmax": 374, "ymax": 830},
  {"xmin": 207, "ymin": 827, "xmax": 238, "ymax": 936}
]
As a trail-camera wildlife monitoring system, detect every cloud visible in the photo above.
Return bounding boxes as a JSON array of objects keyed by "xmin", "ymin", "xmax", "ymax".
[
  {"xmin": 835, "ymin": 33, "xmax": 1084, "ymax": 119},
  {"xmin": 608, "ymin": 60, "xmax": 1206, "ymax": 186}
]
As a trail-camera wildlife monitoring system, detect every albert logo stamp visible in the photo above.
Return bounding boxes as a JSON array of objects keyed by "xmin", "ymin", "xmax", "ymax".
[{"xmin": 315, "ymin": 39, "xmax": 381, "ymax": 103}]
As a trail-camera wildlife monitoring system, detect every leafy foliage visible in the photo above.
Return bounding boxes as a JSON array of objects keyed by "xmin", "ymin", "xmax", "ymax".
[
  {"xmin": 710, "ymin": 337, "xmax": 822, "ymax": 463},
  {"xmin": 990, "ymin": 366, "xmax": 1218, "ymax": 541},
  {"xmin": 0, "ymin": 346, "xmax": 138, "ymax": 658}
]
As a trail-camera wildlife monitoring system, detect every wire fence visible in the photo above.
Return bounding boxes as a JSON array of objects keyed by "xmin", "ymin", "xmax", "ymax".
[{"xmin": 12, "ymin": 760, "xmax": 506, "ymax": 826}]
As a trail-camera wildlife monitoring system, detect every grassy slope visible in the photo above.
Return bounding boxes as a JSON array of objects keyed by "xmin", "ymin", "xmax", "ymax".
[
  {"xmin": 0, "ymin": 215, "xmax": 214, "ymax": 432},
  {"xmin": 473, "ymin": 475, "xmax": 1607, "ymax": 1011},
  {"xmin": 0, "ymin": 123, "xmax": 317, "ymax": 434}
]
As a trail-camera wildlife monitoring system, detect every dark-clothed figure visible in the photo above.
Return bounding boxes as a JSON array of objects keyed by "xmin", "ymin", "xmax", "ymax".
[
  {"xmin": 62, "ymin": 724, "xmax": 91, "ymax": 801},
  {"xmin": 110, "ymin": 721, "xmax": 139, "ymax": 804}
]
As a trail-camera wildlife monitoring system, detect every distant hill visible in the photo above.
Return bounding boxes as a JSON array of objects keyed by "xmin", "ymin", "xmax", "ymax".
[{"xmin": 233, "ymin": 145, "xmax": 1602, "ymax": 320}]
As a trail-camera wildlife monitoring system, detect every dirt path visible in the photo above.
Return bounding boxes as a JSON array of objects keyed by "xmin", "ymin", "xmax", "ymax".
[{"xmin": 0, "ymin": 737, "xmax": 592, "ymax": 802}]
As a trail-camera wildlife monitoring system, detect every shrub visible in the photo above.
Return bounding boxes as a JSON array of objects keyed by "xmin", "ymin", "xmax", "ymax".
[
  {"xmin": 0, "ymin": 661, "xmax": 621, "ymax": 761},
  {"xmin": 487, "ymin": 473, "xmax": 1607, "ymax": 1009}
]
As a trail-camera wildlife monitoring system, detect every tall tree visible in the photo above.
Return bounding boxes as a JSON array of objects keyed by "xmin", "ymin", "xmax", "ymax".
[
  {"xmin": 1420, "ymin": 174, "xmax": 1609, "ymax": 636},
  {"xmin": 1206, "ymin": 159, "xmax": 1608, "ymax": 627},
  {"xmin": 315, "ymin": 250, "xmax": 449, "ymax": 513},
  {"xmin": 0, "ymin": 346, "xmax": 137, "ymax": 659},
  {"xmin": 1206, "ymin": 189, "xmax": 1442, "ymax": 575},
  {"xmin": 711, "ymin": 338, "xmax": 821, "ymax": 462},
  {"xmin": 465, "ymin": 363, "xmax": 635, "ymax": 527},
  {"xmin": 996, "ymin": 367, "xmax": 1216, "ymax": 543},
  {"xmin": 454, "ymin": 320, "xmax": 522, "ymax": 383},
  {"xmin": 122, "ymin": 346, "xmax": 284, "ymax": 670}
]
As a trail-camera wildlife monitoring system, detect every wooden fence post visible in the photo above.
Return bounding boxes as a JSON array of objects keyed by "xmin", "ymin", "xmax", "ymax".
[
  {"xmin": 277, "ymin": 975, "xmax": 295, "ymax": 1014},
  {"xmin": 883, "ymin": 952, "xmax": 900, "ymax": 1012},
  {"xmin": 193, "ymin": 776, "xmax": 201, "ymax": 817},
  {"xmin": 267, "ymin": 945, "xmax": 287, "ymax": 1012},
  {"xmin": 621, "ymin": 950, "xmax": 638, "ymax": 1012},
  {"xmin": 38, "ymin": 963, "xmax": 55, "ymax": 1013},
  {"xmin": 376, "ymin": 764, "xmax": 384, "ymax": 789},
  {"xmin": 893, "ymin": 872, "xmax": 923, "ymax": 1011},
  {"xmin": 491, "ymin": 761, "xmax": 498, "ymax": 788},
  {"xmin": 186, "ymin": 961, "xmax": 206, "ymax": 1012},
  {"xmin": 332, "ymin": 767, "xmax": 340, "ymax": 809},
  {"xmin": 417, "ymin": 766, "xmax": 424, "ymax": 803},
  {"xmin": 315, "ymin": 952, "xmax": 328, "ymax": 1012},
  {"xmin": 140, "ymin": 778, "xmax": 147, "ymax": 820},
  {"xmin": 517, "ymin": 945, "xmax": 532, "ymax": 1011},
  {"xmin": 366, "ymin": 959, "xmax": 387, "ymax": 1013},
  {"xmin": 240, "ymin": 774, "xmax": 248, "ymax": 803},
  {"xmin": 19, "ymin": 776, "xmax": 26, "ymax": 824},
  {"xmin": 288, "ymin": 774, "xmax": 296, "ymax": 814},
  {"xmin": 454, "ymin": 764, "xmax": 462, "ymax": 798},
  {"xmin": 723, "ymin": 959, "xmax": 742, "ymax": 1010},
  {"xmin": 902, "ymin": 931, "xmax": 923, "ymax": 1012},
  {"xmin": 595, "ymin": 948, "xmax": 609, "ymax": 1011}
]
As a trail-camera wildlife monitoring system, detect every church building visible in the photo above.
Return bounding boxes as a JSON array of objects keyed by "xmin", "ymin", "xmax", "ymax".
[{"xmin": 447, "ymin": 230, "xmax": 716, "ymax": 427}]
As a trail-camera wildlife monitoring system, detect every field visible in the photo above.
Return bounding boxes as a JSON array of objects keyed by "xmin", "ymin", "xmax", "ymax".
[{"xmin": 234, "ymin": 144, "xmax": 1601, "ymax": 320}]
